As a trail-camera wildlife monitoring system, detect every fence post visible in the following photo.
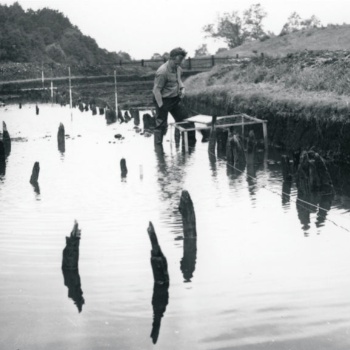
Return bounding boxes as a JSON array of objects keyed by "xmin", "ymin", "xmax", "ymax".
[
  {"xmin": 211, "ymin": 55, "xmax": 215, "ymax": 67},
  {"xmin": 141, "ymin": 59, "xmax": 144, "ymax": 67},
  {"xmin": 188, "ymin": 57, "xmax": 192, "ymax": 70}
]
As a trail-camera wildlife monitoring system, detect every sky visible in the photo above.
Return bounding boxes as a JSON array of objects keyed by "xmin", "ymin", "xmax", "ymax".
[{"xmin": 2, "ymin": 0, "xmax": 350, "ymax": 59}]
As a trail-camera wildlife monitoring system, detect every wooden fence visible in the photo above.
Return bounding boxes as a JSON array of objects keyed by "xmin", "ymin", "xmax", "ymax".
[{"xmin": 119, "ymin": 55, "xmax": 239, "ymax": 70}]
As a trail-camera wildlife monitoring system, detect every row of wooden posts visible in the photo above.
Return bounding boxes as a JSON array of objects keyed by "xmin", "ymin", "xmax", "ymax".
[{"xmin": 61, "ymin": 189, "xmax": 196, "ymax": 343}]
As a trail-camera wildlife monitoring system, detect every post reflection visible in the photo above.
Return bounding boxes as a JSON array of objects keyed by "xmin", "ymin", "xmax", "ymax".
[
  {"xmin": 180, "ymin": 237, "xmax": 197, "ymax": 282},
  {"xmin": 154, "ymin": 144, "xmax": 190, "ymax": 229},
  {"xmin": 246, "ymin": 152, "xmax": 256, "ymax": 198},
  {"xmin": 31, "ymin": 181, "xmax": 40, "ymax": 195},
  {"xmin": 0, "ymin": 140, "xmax": 6, "ymax": 177},
  {"xmin": 282, "ymin": 180, "xmax": 292, "ymax": 207},
  {"xmin": 0, "ymin": 159, "xmax": 5, "ymax": 177},
  {"xmin": 150, "ymin": 282, "xmax": 169, "ymax": 344},
  {"xmin": 296, "ymin": 191, "xmax": 333, "ymax": 234},
  {"xmin": 62, "ymin": 268, "xmax": 85, "ymax": 312}
]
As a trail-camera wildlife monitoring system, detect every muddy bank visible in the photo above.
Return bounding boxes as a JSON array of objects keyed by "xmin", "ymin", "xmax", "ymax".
[{"xmin": 184, "ymin": 88, "xmax": 350, "ymax": 163}]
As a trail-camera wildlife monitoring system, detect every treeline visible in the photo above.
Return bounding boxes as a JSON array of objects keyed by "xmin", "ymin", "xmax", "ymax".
[{"xmin": 0, "ymin": 2, "xmax": 130, "ymax": 65}]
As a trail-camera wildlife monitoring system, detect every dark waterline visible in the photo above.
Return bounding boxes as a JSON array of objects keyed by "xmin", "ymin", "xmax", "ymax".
[{"xmin": 0, "ymin": 104, "xmax": 350, "ymax": 349}]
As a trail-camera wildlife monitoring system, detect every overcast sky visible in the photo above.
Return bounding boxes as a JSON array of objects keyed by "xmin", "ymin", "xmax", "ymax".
[{"xmin": 2, "ymin": 0, "xmax": 350, "ymax": 59}]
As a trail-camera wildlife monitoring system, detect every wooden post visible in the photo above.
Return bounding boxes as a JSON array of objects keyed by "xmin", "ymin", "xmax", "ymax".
[
  {"xmin": 174, "ymin": 127, "xmax": 180, "ymax": 145},
  {"xmin": 62, "ymin": 220, "xmax": 81, "ymax": 270},
  {"xmin": 208, "ymin": 116, "xmax": 217, "ymax": 156},
  {"xmin": 2, "ymin": 121, "xmax": 11, "ymax": 157},
  {"xmin": 50, "ymin": 81, "xmax": 54, "ymax": 104},
  {"xmin": 262, "ymin": 120, "xmax": 268, "ymax": 150},
  {"xmin": 141, "ymin": 59, "xmax": 145, "ymax": 67},
  {"xmin": 124, "ymin": 111, "xmax": 131, "ymax": 122},
  {"xmin": 57, "ymin": 123, "xmax": 65, "ymax": 153},
  {"xmin": 296, "ymin": 150, "xmax": 334, "ymax": 195},
  {"xmin": 216, "ymin": 128, "xmax": 228, "ymax": 158},
  {"xmin": 188, "ymin": 57, "xmax": 192, "ymax": 70},
  {"xmin": 36, "ymin": 104, "xmax": 39, "ymax": 115},
  {"xmin": 30, "ymin": 161, "xmax": 40, "ymax": 185},
  {"xmin": 0, "ymin": 140, "xmax": 5, "ymax": 176},
  {"xmin": 247, "ymin": 130, "xmax": 256, "ymax": 153},
  {"xmin": 241, "ymin": 115, "xmax": 245, "ymax": 142},
  {"xmin": 211, "ymin": 55, "xmax": 215, "ymax": 67},
  {"xmin": 62, "ymin": 268, "xmax": 85, "ymax": 313},
  {"xmin": 184, "ymin": 132, "xmax": 189, "ymax": 152},
  {"xmin": 117, "ymin": 105, "xmax": 124, "ymax": 123},
  {"xmin": 180, "ymin": 237, "xmax": 197, "ymax": 282},
  {"xmin": 68, "ymin": 67, "xmax": 73, "ymax": 111},
  {"xmin": 150, "ymin": 280, "xmax": 169, "ymax": 344},
  {"xmin": 179, "ymin": 190, "xmax": 197, "ymax": 238},
  {"xmin": 147, "ymin": 222, "xmax": 169, "ymax": 284},
  {"xmin": 114, "ymin": 70, "xmax": 118, "ymax": 113},
  {"xmin": 131, "ymin": 108, "xmax": 140, "ymax": 126},
  {"xmin": 120, "ymin": 158, "xmax": 128, "ymax": 178},
  {"xmin": 226, "ymin": 130, "xmax": 234, "ymax": 164},
  {"xmin": 281, "ymin": 155, "xmax": 292, "ymax": 181}
]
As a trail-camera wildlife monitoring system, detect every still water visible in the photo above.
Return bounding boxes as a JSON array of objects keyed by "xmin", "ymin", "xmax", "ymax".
[{"xmin": 1, "ymin": 104, "xmax": 350, "ymax": 350}]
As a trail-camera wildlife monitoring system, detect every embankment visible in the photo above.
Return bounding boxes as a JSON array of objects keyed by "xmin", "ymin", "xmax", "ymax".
[{"xmin": 184, "ymin": 52, "xmax": 350, "ymax": 162}]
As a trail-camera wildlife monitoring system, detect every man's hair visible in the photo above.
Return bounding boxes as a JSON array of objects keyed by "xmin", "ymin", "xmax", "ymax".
[{"xmin": 169, "ymin": 47, "xmax": 187, "ymax": 59}]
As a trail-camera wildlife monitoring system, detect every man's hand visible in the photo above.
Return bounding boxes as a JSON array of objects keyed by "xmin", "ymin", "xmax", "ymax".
[{"xmin": 179, "ymin": 87, "xmax": 185, "ymax": 99}]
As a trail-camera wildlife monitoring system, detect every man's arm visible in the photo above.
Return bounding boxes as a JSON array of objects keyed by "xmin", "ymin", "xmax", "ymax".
[
  {"xmin": 153, "ymin": 73, "xmax": 166, "ymax": 108},
  {"xmin": 177, "ymin": 66, "xmax": 185, "ymax": 98}
]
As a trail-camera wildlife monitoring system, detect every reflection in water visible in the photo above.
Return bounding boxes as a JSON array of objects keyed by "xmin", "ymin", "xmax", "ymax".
[
  {"xmin": 282, "ymin": 180, "xmax": 292, "ymax": 207},
  {"xmin": 246, "ymin": 152, "xmax": 256, "ymax": 199},
  {"xmin": 154, "ymin": 144, "xmax": 190, "ymax": 230},
  {"xmin": 227, "ymin": 160, "xmax": 246, "ymax": 181},
  {"xmin": 180, "ymin": 238, "xmax": 197, "ymax": 282},
  {"xmin": 0, "ymin": 158, "xmax": 5, "ymax": 177},
  {"xmin": 31, "ymin": 181, "xmax": 40, "ymax": 195},
  {"xmin": 150, "ymin": 282, "xmax": 169, "ymax": 344},
  {"xmin": 316, "ymin": 193, "xmax": 333, "ymax": 228},
  {"xmin": 208, "ymin": 150, "xmax": 217, "ymax": 178},
  {"xmin": 0, "ymin": 140, "xmax": 6, "ymax": 176},
  {"xmin": 296, "ymin": 191, "xmax": 333, "ymax": 234},
  {"xmin": 62, "ymin": 268, "xmax": 85, "ymax": 312}
]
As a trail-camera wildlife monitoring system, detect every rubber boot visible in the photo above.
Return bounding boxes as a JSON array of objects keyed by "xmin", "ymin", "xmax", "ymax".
[{"xmin": 154, "ymin": 129, "xmax": 163, "ymax": 145}]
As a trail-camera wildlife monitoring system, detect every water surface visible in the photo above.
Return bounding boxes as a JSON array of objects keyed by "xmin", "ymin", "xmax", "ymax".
[{"xmin": 1, "ymin": 104, "xmax": 350, "ymax": 349}]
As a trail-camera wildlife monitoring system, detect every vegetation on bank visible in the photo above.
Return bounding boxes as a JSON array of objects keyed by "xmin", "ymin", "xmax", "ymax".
[
  {"xmin": 0, "ymin": 3, "xmax": 131, "ymax": 70},
  {"xmin": 184, "ymin": 50, "xmax": 350, "ymax": 160}
]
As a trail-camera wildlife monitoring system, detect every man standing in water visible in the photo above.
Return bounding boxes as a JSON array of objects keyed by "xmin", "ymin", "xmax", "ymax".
[{"xmin": 152, "ymin": 47, "xmax": 196, "ymax": 145}]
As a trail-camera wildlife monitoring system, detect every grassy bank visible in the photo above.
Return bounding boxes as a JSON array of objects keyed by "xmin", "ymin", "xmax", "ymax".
[{"xmin": 184, "ymin": 52, "xmax": 350, "ymax": 162}]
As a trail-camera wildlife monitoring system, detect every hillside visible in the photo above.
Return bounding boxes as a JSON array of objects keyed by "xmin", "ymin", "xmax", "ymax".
[
  {"xmin": 0, "ymin": 2, "xmax": 128, "ymax": 66},
  {"xmin": 217, "ymin": 24, "xmax": 350, "ymax": 58}
]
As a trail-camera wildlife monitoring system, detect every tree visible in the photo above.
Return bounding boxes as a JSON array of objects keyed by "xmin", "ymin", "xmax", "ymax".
[
  {"xmin": 203, "ymin": 11, "xmax": 245, "ymax": 49},
  {"xmin": 203, "ymin": 3, "xmax": 267, "ymax": 48},
  {"xmin": 242, "ymin": 3, "xmax": 267, "ymax": 40},
  {"xmin": 151, "ymin": 53, "xmax": 162, "ymax": 60},
  {"xmin": 215, "ymin": 47, "xmax": 228, "ymax": 55},
  {"xmin": 301, "ymin": 15, "xmax": 322, "ymax": 29},
  {"xmin": 194, "ymin": 44, "xmax": 209, "ymax": 57},
  {"xmin": 280, "ymin": 12, "xmax": 322, "ymax": 35},
  {"xmin": 118, "ymin": 51, "xmax": 131, "ymax": 61}
]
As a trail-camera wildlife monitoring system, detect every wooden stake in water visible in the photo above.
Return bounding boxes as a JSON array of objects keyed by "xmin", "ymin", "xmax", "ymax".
[
  {"xmin": 114, "ymin": 70, "xmax": 118, "ymax": 112},
  {"xmin": 41, "ymin": 62, "xmax": 44, "ymax": 89},
  {"xmin": 68, "ymin": 67, "xmax": 73, "ymax": 117},
  {"xmin": 50, "ymin": 81, "xmax": 54, "ymax": 104}
]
